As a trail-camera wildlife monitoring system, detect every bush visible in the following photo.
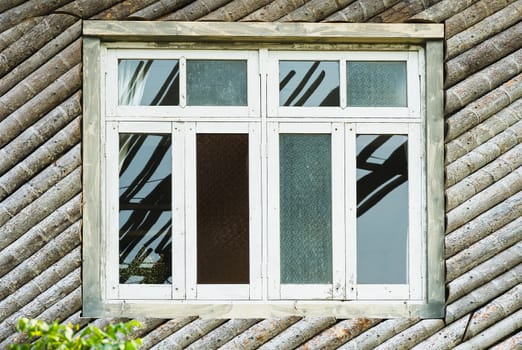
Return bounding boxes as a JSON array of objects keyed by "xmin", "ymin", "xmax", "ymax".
[{"xmin": 9, "ymin": 318, "xmax": 142, "ymax": 350}]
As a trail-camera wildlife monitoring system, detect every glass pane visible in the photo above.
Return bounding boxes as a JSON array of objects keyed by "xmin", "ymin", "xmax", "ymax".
[
  {"xmin": 356, "ymin": 134, "xmax": 408, "ymax": 284},
  {"xmin": 187, "ymin": 60, "xmax": 247, "ymax": 106},
  {"xmin": 119, "ymin": 134, "xmax": 172, "ymax": 284},
  {"xmin": 280, "ymin": 134, "xmax": 332, "ymax": 284},
  {"xmin": 118, "ymin": 59, "xmax": 179, "ymax": 106},
  {"xmin": 347, "ymin": 61, "xmax": 407, "ymax": 107},
  {"xmin": 197, "ymin": 134, "xmax": 249, "ymax": 284},
  {"xmin": 279, "ymin": 61, "xmax": 340, "ymax": 107}
]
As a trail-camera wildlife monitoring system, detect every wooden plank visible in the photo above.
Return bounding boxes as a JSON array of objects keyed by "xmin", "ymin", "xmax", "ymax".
[
  {"xmin": 82, "ymin": 37, "xmax": 102, "ymax": 316},
  {"xmin": 83, "ymin": 21, "xmax": 444, "ymax": 43},
  {"xmin": 85, "ymin": 299, "xmax": 443, "ymax": 319},
  {"xmin": 425, "ymin": 40, "xmax": 445, "ymax": 317}
]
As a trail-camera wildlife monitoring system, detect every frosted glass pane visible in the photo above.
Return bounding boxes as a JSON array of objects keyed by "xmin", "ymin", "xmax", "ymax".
[
  {"xmin": 356, "ymin": 134, "xmax": 408, "ymax": 284},
  {"xmin": 119, "ymin": 134, "xmax": 172, "ymax": 284},
  {"xmin": 118, "ymin": 59, "xmax": 179, "ymax": 106},
  {"xmin": 187, "ymin": 60, "xmax": 247, "ymax": 106},
  {"xmin": 348, "ymin": 61, "xmax": 407, "ymax": 107},
  {"xmin": 197, "ymin": 134, "xmax": 249, "ymax": 284},
  {"xmin": 280, "ymin": 134, "xmax": 332, "ymax": 284},
  {"xmin": 279, "ymin": 61, "xmax": 340, "ymax": 106}
]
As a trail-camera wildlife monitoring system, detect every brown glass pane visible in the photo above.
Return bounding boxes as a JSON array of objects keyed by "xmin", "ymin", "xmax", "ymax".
[{"xmin": 197, "ymin": 134, "xmax": 249, "ymax": 284}]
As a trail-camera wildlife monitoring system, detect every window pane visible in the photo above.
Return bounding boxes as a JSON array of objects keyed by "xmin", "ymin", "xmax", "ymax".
[
  {"xmin": 279, "ymin": 61, "xmax": 340, "ymax": 107},
  {"xmin": 119, "ymin": 134, "xmax": 172, "ymax": 284},
  {"xmin": 118, "ymin": 60, "xmax": 179, "ymax": 106},
  {"xmin": 356, "ymin": 134, "xmax": 408, "ymax": 284},
  {"xmin": 347, "ymin": 61, "xmax": 407, "ymax": 107},
  {"xmin": 280, "ymin": 134, "xmax": 332, "ymax": 284},
  {"xmin": 197, "ymin": 134, "xmax": 249, "ymax": 284},
  {"xmin": 187, "ymin": 60, "xmax": 247, "ymax": 106}
]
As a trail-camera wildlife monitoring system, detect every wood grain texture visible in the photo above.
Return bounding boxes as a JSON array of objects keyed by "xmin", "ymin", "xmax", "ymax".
[
  {"xmin": 83, "ymin": 20, "xmax": 444, "ymax": 42},
  {"xmin": 444, "ymin": 0, "xmax": 519, "ymax": 38},
  {"xmin": 241, "ymin": 0, "xmax": 308, "ymax": 21}
]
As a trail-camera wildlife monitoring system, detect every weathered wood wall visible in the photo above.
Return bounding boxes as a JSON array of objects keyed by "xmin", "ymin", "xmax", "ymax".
[{"xmin": 0, "ymin": 0, "xmax": 521, "ymax": 348}]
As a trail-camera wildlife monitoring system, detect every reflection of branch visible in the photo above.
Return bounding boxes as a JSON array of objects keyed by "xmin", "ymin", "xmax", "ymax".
[
  {"xmin": 119, "ymin": 176, "xmax": 172, "ymax": 284},
  {"xmin": 151, "ymin": 62, "xmax": 179, "ymax": 105},
  {"xmin": 295, "ymin": 70, "xmax": 325, "ymax": 106},
  {"xmin": 279, "ymin": 70, "xmax": 295, "ymax": 90},
  {"xmin": 118, "ymin": 134, "xmax": 172, "ymax": 284},
  {"xmin": 283, "ymin": 61, "xmax": 320, "ymax": 106},
  {"xmin": 122, "ymin": 60, "xmax": 152, "ymax": 105},
  {"xmin": 320, "ymin": 87, "xmax": 339, "ymax": 106},
  {"xmin": 357, "ymin": 175, "xmax": 407, "ymax": 216},
  {"xmin": 357, "ymin": 136, "xmax": 408, "ymax": 217},
  {"xmin": 119, "ymin": 175, "xmax": 171, "ymax": 257},
  {"xmin": 119, "ymin": 135, "xmax": 170, "ymax": 203},
  {"xmin": 119, "ymin": 134, "xmax": 145, "ymax": 175},
  {"xmin": 281, "ymin": 62, "xmax": 339, "ymax": 106},
  {"xmin": 357, "ymin": 135, "xmax": 392, "ymax": 171}
]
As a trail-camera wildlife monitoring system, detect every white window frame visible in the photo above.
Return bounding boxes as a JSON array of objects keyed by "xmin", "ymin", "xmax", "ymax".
[
  {"xmin": 185, "ymin": 122, "xmax": 263, "ymax": 300},
  {"xmin": 353, "ymin": 122, "xmax": 423, "ymax": 300},
  {"xmin": 267, "ymin": 51, "xmax": 420, "ymax": 119},
  {"xmin": 267, "ymin": 122, "xmax": 346, "ymax": 300},
  {"xmin": 83, "ymin": 21, "xmax": 445, "ymax": 319},
  {"xmin": 104, "ymin": 48, "xmax": 263, "ymax": 301},
  {"xmin": 105, "ymin": 49, "xmax": 260, "ymax": 119}
]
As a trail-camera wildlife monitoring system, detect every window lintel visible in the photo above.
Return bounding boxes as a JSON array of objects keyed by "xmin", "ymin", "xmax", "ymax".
[{"xmin": 83, "ymin": 21, "xmax": 444, "ymax": 44}]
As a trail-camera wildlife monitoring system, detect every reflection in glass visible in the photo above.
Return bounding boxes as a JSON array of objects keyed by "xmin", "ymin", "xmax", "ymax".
[
  {"xmin": 280, "ymin": 134, "xmax": 332, "ymax": 284},
  {"xmin": 279, "ymin": 61, "xmax": 340, "ymax": 107},
  {"xmin": 119, "ymin": 134, "xmax": 172, "ymax": 284},
  {"xmin": 197, "ymin": 134, "xmax": 249, "ymax": 284},
  {"xmin": 347, "ymin": 61, "xmax": 407, "ymax": 107},
  {"xmin": 118, "ymin": 60, "xmax": 179, "ymax": 106},
  {"xmin": 187, "ymin": 60, "xmax": 247, "ymax": 106},
  {"xmin": 356, "ymin": 134, "xmax": 408, "ymax": 284}
]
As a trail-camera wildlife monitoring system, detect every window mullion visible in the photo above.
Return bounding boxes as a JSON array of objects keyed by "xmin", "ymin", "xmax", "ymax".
[
  {"xmin": 259, "ymin": 49, "xmax": 269, "ymax": 301},
  {"xmin": 249, "ymin": 122, "xmax": 263, "ymax": 299},
  {"xmin": 267, "ymin": 122, "xmax": 280, "ymax": 299},
  {"xmin": 345, "ymin": 123, "xmax": 357, "ymax": 299},
  {"xmin": 339, "ymin": 60, "xmax": 347, "ymax": 109},
  {"xmin": 180, "ymin": 57, "xmax": 187, "ymax": 108},
  {"xmin": 172, "ymin": 123, "xmax": 186, "ymax": 299},
  {"xmin": 184, "ymin": 121, "xmax": 197, "ymax": 299},
  {"xmin": 332, "ymin": 122, "xmax": 345, "ymax": 299}
]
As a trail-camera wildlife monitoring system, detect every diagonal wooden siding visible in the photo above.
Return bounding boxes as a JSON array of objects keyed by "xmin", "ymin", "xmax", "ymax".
[{"xmin": 0, "ymin": 0, "xmax": 521, "ymax": 348}]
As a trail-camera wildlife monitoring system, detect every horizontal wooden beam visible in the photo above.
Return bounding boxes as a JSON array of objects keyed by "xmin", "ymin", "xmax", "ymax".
[{"xmin": 83, "ymin": 21, "xmax": 444, "ymax": 43}]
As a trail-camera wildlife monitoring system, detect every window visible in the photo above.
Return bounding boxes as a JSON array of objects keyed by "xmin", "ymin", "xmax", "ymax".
[{"xmin": 83, "ymin": 22, "xmax": 444, "ymax": 318}]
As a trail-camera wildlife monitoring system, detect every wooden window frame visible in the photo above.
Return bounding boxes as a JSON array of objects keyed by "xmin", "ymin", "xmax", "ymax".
[{"xmin": 83, "ymin": 21, "xmax": 444, "ymax": 318}]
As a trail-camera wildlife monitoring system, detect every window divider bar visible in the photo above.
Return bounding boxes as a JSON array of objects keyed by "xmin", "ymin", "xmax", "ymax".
[
  {"xmin": 259, "ymin": 52, "xmax": 270, "ymax": 300},
  {"xmin": 172, "ymin": 123, "xmax": 186, "ymax": 299},
  {"xmin": 332, "ymin": 123, "xmax": 346, "ymax": 299},
  {"xmin": 267, "ymin": 122, "xmax": 280, "ymax": 299},
  {"xmin": 340, "ymin": 61, "xmax": 347, "ymax": 109},
  {"xmin": 185, "ymin": 122, "xmax": 197, "ymax": 299},
  {"xmin": 180, "ymin": 57, "xmax": 187, "ymax": 108},
  {"xmin": 345, "ymin": 123, "xmax": 357, "ymax": 299},
  {"xmin": 249, "ymin": 122, "xmax": 263, "ymax": 300}
]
